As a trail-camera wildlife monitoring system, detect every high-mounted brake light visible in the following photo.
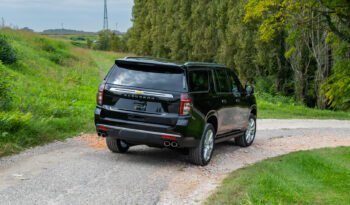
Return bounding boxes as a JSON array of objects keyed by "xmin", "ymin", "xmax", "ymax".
[
  {"xmin": 179, "ymin": 93, "xmax": 192, "ymax": 115},
  {"xmin": 97, "ymin": 83, "xmax": 105, "ymax": 105}
]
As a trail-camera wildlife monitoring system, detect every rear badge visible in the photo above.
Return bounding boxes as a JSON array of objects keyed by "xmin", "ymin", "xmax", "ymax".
[{"xmin": 135, "ymin": 90, "xmax": 144, "ymax": 95}]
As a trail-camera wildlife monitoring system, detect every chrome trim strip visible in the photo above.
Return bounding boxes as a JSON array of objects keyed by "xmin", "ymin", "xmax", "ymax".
[
  {"xmin": 97, "ymin": 124, "xmax": 181, "ymax": 138},
  {"xmin": 109, "ymin": 88, "xmax": 174, "ymax": 99}
]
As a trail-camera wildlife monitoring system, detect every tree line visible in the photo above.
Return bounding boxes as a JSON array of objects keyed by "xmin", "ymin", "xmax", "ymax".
[
  {"xmin": 93, "ymin": 30, "xmax": 128, "ymax": 52},
  {"xmin": 125, "ymin": 0, "xmax": 350, "ymax": 111}
]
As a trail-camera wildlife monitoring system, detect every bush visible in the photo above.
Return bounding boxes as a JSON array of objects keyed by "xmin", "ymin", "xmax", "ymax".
[
  {"xmin": 256, "ymin": 92, "xmax": 299, "ymax": 106},
  {"xmin": 323, "ymin": 39, "xmax": 350, "ymax": 111},
  {"xmin": 0, "ymin": 111, "xmax": 32, "ymax": 133},
  {"xmin": 70, "ymin": 36, "xmax": 86, "ymax": 41},
  {"xmin": 36, "ymin": 37, "xmax": 76, "ymax": 65},
  {"xmin": 0, "ymin": 64, "xmax": 12, "ymax": 110},
  {"xmin": 255, "ymin": 76, "xmax": 277, "ymax": 95},
  {"xmin": 0, "ymin": 35, "xmax": 17, "ymax": 64}
]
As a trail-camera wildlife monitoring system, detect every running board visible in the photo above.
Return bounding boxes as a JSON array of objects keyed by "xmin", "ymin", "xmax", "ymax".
[{"xmin": 215, "ymin": 130, "xmax": 245, "ymax": 143}]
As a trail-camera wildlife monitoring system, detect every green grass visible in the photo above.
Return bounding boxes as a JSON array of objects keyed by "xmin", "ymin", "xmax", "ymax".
[
  {"xmin": 46, "ymin": 34, "xmax": 98, "ymax": 48},
  {"xmin": 206, "ymin": 147, "xmax": 350, "ymax": 205},
  {"xmin": 257, "ymin": 93, "xmax": 350, "ymax": 120},
  {"xmin": 0, "ymin": 29, "xmax": 126, "ymax": 156}
]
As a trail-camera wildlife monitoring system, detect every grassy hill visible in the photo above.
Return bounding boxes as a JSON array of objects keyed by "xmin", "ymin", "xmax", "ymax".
[{"xmin": 0, "ymin": 29, "xmax": 126, "ymax": 156}]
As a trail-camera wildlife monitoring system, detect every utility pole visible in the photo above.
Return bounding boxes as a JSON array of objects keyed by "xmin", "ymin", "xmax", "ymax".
[{"xmin": 103, "ymin": 0, "xmax": 109, "ymax": 30}]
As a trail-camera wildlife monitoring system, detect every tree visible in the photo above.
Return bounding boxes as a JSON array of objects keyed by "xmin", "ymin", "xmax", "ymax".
[
  {"xmin": 318, "ymin": 0, "xmax": 350, "ymax": 44},
  {"xmin": 86, "ymin": 38, "xmax": 92, "ymax": 49},
  {"xmin": 111, "ymin": 33, "xmax": 121, "ymax": 52},
  {"xmin": 95, "ymin": 30, "xmax": 112, "ymax": 50},
  {"xmin": 0, "ymin": 35, "xmax": 17, "ymax": 64}
]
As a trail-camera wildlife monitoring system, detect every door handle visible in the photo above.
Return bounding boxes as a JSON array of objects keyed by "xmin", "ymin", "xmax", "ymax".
[{"xmin": 221, "ymin": 99, "xmax": 227, "ymax": 104}]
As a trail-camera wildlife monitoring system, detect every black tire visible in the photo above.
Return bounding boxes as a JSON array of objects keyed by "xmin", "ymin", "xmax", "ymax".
[
  {"xmin": 189, "ymin": 124, "xmax": 215, "ymax": 166},
  {"xmin": 235, "ymin": 114, "xmax": 256, "ymax": 147},
  {"xmin": 106, "ymin": 137, "xmax": 129, "ymax": 153}
]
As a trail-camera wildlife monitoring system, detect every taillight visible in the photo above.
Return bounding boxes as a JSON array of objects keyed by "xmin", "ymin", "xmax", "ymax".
[
  {"xmin": 97, "ymin": 83, "xmax": 105, "ymax": 105},
  {"xmin": 179, "ymin": 93, "xmax": 192, "ymax": 115}
]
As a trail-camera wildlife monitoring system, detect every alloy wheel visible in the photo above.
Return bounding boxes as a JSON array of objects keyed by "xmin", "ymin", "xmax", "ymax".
[
  {"xmin": 203, "ymin": 129, "xmax": 214, "ymax": 161},
  {"xmin": 245, "ymin": 118, "xmax": 256, "ymax": 143}
]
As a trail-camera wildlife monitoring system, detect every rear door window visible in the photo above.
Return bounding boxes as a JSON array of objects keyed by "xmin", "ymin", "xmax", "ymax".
[
  {"xmin": 107, "ymin": 66, "xmax": 185, "ymax": 92},
  {"xmin": 189, "ymin": 70, "xmax": 210, "ymax": 92},
  {"xmin": 214, "ymin": 69, "xmax": 230, "ymax": 93}
]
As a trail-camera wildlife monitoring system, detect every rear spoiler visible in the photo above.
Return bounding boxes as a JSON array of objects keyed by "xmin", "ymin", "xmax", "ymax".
[{"xmin": 115, "ymin": 59, "xmax": 185, "ymax": 72}]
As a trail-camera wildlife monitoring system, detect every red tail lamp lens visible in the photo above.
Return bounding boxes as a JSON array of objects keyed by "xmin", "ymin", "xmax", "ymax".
[
  {"xmin": 98, "ymin": 125, "xmax": 109, "ymax": 131},
  {"xmin": 179, "ymin": 93, "xmax": 192, "ymax": 115},
  {"xmin": 160, "ymin": 135, "xmax": 177, "ymax": 141},
  {"xmin": 97, "ymin": 83, "xmax": 105, "ymax": 105}
]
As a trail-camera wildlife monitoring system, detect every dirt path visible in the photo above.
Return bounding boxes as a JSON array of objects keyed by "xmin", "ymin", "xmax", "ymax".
[{"xmin": 0, "ymin": 120, "xmax": 349, "ymax": 205}]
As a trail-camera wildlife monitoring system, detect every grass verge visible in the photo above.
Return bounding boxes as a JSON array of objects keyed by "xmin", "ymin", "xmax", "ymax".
[
  {"xmin": 257, "ymin": 93, "xmax": 350, "ymax": 120},
  {"xmin": 206, "ymin": 147, "xmax": 350, "ymax": 205}
]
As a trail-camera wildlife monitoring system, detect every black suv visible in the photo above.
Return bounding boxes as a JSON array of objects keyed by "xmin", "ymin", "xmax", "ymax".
[{"xmin": 95, "ymin": 57, "xmax": 257, "ymax": 166}]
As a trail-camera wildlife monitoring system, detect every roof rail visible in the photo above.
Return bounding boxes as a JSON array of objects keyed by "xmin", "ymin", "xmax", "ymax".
[{"xmin": 184, "ymin": 62, "xmax": 226, "ymax": 68}]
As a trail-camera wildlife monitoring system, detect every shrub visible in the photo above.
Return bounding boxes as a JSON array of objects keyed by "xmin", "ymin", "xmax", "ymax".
[
  {"xmin": 37, "ymin": 37, "xmax": 57, "ymax": 52},
  {"xmin": 0, "ymin": 35, "xmax": 17, "ymax": 64},
  {"xmin": 0, "ymin": 111, "xmax": 32, "ymax": 133},
  {"xmin": 255, "ymin": 76, "xmax": 276, "ymax": 95},
  {"xmin": 49, "ymin": 50, "xmax": 77, "ymax": 65},
  {"xmin": 0, "ymin": 64, "xmax": 12, "ymax": 110}
]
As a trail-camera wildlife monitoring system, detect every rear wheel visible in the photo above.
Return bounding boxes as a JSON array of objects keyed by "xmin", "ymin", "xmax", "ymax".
[
  {"xmin": 235, "ymin": 114, "xmax": 256, "ymax": 147},
  {"xmin": 106, "ymin": 137, "xmax": 129, "ymax": 153},
  {"xmin": 189, "ymin": 124, "xmax": 215, "ymax": 166}
]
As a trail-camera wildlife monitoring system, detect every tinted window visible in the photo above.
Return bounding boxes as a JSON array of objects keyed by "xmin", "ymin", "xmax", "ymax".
[
  {"xmin": 189, "ymin": 70, "xmax": 209, "ymax": 92},
  {"xmin": 107, "ymin": 66, "xmax": 185, "ymax": 92},
  {"xmin": 215, "ymin": 69, "xmax": 230, "ymax": 93}
]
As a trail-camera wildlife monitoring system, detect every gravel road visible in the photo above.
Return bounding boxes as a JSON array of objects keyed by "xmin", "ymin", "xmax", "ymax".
[{"xmin": 0, "ymin": 119, "xmax": 350, "ymax": 205}]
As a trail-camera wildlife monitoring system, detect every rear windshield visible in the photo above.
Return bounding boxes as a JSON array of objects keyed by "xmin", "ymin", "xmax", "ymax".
[{"xmin": 107, "ymin": 65, "xmax": 186, "ymax": 92}]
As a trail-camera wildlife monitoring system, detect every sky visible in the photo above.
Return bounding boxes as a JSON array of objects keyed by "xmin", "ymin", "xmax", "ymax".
[{"xmin": 0, "ymin": 0, "xmax": 134, "ymax": 32}]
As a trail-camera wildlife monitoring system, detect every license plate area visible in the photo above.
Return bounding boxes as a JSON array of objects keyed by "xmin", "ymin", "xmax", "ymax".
[
  {"xmin": 134, "ymin": 101, "xmax": 147, "ymax": 112},
  {"xmin": 115, "ymin": 98, "xmax": 164, "ymax": 114}
]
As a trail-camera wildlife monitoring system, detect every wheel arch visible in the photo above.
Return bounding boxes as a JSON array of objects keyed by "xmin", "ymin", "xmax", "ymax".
[
  {"xmin": 205, "ymin": 111, "xmax": 218, "ymax": 134},
  {"xmin": 250, "ymin": 104, "xmax": 257, "ymax": 117}
]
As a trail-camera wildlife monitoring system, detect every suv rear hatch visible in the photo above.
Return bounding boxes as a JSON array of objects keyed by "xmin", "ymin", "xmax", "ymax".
[{"xmin": 100, "ymin": 60, "xmax": 187, "ymax": 126}]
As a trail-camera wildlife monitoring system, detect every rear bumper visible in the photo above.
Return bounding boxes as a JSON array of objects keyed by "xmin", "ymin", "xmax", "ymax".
[
  {"xmin": 95, "ymin": 108, "xmax": 200, "ymax": 148},
  {"xmin": 96, "ymin": 124, "xmax": 198, "ymax": 148}
]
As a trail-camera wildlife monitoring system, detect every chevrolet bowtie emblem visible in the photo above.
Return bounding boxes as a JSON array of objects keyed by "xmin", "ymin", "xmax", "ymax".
[{"xmin": 135, "ymin": 90, "xmax": 144, "ymax": 95}]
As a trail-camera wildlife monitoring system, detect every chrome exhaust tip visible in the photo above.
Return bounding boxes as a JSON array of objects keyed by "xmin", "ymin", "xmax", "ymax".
[
  {"xmin": 164, "ymin": 141, "xmax": 171, "ymax": 147},
  {"xmin": 171, "ymin": 141, "xmax": 178, "ymax": 148}
]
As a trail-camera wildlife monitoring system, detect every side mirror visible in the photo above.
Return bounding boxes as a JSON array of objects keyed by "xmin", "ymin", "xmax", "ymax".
[
  {"xmin": 245, "ymin": 85, "xmax": 254, "ymax": 96},
  {"xmin": 232, "ymin": 86, "xmax": 241, "ymax": 98}
]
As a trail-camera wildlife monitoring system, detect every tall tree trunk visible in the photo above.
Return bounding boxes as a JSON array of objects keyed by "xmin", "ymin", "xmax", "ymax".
[
  {"xmin": 307, "ymin": 12, "xmax": 331, "ymax": 109},
  {"xmin": 275, "ymin": 29, "xmax": 290, "ymax": 95},
  {"xmin": 290, "ymin": 38, "xmax": 311, "ymax": 103}
]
